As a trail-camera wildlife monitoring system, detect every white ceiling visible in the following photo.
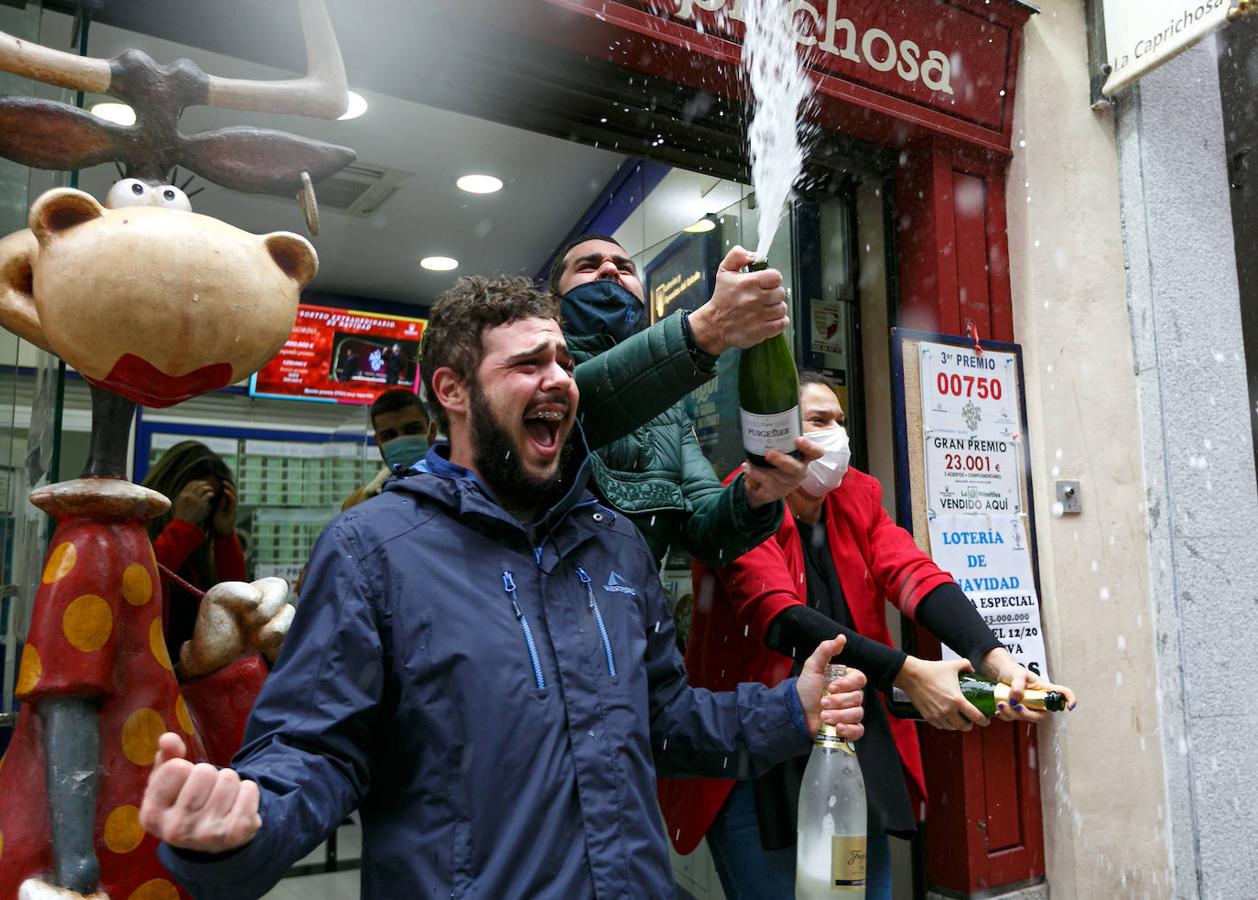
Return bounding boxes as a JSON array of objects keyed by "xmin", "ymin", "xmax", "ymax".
[{"xmin": 37, "ymin": 16, "xmax": 629, "ymax": 307}]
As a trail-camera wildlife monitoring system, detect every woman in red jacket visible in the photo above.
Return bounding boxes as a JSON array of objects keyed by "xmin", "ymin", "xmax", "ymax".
[
  {"xmin": 659, "ymin": 372, "xmax": 1074, "ymax": 899},
  {"xmin": 142, "ymin": 441, "xmax": 247, "ymax": 664}
]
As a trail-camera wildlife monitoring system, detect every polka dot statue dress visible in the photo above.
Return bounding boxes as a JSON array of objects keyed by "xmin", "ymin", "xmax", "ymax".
[{"xmin": 0, "ymin": 481, "xmax": 207, "ymax": 899}]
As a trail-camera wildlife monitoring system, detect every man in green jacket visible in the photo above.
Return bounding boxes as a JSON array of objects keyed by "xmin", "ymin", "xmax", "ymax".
[{"xmin": 555, "ymin": 234, "xmax": 817, "ymax": 568}]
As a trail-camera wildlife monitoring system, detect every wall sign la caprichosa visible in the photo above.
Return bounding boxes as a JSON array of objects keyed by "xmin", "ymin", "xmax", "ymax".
[{"xmin": 674, "ymin": 0, "xmax": 954, "ymax": 95}]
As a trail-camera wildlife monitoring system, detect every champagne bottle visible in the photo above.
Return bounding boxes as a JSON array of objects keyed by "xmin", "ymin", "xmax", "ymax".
[
  {"xmin": 738, "ymin": 259, "xmax": 801, "ymax": 467},
  {"xmin": 887, "ymin": 670, "xmax": 1067, "ymax": 720},
  {"xmin": 796, "ymin": 663, "xmax": 866, "ymax": 899}
]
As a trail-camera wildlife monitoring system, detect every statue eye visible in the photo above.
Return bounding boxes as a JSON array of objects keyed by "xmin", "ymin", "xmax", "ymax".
[
  {"xmin": 105, "ymin": 177, "xmax": 151, "ymax": 209},
  {"xmin": 151, "ymin": 184, "xmax": 191, "ymax": 212}
]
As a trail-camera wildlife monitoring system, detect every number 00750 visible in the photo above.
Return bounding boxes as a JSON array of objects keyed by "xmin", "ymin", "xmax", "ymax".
[{"xmin": 937, "ymin": 372, "xmax": 1002, "ymax": 400}]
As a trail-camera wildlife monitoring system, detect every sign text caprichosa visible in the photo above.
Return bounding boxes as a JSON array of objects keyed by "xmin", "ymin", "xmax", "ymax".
[
  {"xmin": 1101, "ymin": 0, "xmax": 1233, "ymax": 96},
  {"xmin": 674, "ymin": 0, "xmax": 953, "ymax": 95}
]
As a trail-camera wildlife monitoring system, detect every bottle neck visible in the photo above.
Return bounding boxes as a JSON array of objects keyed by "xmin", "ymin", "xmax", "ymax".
[{"xmin": 817, "ymin": 663, "xmax": 855, "ymax": 749}]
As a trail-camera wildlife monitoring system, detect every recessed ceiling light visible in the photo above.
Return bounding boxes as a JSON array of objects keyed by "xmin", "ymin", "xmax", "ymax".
[
  {"xmin": 338, "ymin": 90, "xmax": 368, "ymax": 121},
  {"xmin": 420, "ymin": 256, "xmax": 459, "ymax": 271},
  {"xmin": 457, "ymin": 174, "xmax": 504, "ymax": 194},
  {"xmin": 683, "ymin": 216, "xmax": 717, "ymax": 234},
  {"xmin": 90, "ymin": 102, "xmax": 136, "ymax": 126}
]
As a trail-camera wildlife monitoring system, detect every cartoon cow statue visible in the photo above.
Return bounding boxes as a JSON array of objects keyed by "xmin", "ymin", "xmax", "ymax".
[{"xmin": 0, "ymin": 3, "xmax": 356, "ymax": 897}]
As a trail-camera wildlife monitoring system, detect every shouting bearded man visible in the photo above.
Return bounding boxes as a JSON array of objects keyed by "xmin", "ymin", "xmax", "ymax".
[{"xmin": 139, "ymin": 275, "xmax": 868, "ymax": 899}]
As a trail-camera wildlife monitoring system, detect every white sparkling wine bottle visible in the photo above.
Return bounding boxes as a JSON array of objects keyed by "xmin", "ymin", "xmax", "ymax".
[
  {"xmin": 796, "ymin": 663, "xmax": 867, "ymax": 898},
  {"xmin": 737, "ymin": 260, "xmax": 801, "ymax": 467}
]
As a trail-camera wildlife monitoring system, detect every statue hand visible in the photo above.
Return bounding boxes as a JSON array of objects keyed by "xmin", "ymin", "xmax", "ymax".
[{"xmin": 177, "ymin": 577, "xmax": 293, "ymax": 678}]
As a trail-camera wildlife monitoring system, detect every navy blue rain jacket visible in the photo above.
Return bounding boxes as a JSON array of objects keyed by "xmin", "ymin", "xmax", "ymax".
[{"xmin": 160, "ymin": 438, "xmax": 811, "ymax": 899}]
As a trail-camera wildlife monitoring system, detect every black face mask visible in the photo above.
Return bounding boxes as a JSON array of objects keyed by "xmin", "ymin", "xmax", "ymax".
[{"xmin": 560, "ymin": 279, "xmax": 647, "ymax": 345}]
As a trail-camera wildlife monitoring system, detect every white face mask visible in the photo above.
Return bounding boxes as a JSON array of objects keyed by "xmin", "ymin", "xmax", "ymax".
[{"xmin": 799, "ymin": 424, "xmax": 851, "ymax": 497}]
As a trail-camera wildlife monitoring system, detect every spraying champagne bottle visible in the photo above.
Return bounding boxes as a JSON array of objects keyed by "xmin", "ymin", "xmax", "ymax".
[
  {"xmin": 796, "ymin": 663, "xmax": 866, "ymax": 898},
  {"xmin": 887, "ymin": 670, "xmax": 1067, "ymax": 720},
  {"xmin": 738, "ymin": 259, "xmax": 801, "ymax": 467}
]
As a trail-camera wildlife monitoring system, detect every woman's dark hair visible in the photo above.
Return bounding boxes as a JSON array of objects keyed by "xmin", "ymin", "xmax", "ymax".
[
  {"xmin": 798, "ymin": 369, "xmax": 838, "ymax": 392},
  {"xmin": 142, "ymin": 440, "xmax": 233, "ymax": 587}
]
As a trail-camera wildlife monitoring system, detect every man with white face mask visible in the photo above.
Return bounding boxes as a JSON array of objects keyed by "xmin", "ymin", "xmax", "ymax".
[
  {"xmin": 341, "ymin": 389, "xmax": 437, "ymax": 510},
  {"xmin": 659, "ymin": 371, "xmax": 1075, "ymax": 900}
]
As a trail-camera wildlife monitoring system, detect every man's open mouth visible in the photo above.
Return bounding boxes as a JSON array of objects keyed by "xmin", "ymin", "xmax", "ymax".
[{"xmin": 524, "ymin": 407, "xmax": 566, "ymax": 452}]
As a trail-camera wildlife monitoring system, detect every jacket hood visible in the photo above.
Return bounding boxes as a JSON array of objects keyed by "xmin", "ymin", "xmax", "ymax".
[{"xmin": 384, "ymin": 419, "xmax": 596, "ymax": 539}]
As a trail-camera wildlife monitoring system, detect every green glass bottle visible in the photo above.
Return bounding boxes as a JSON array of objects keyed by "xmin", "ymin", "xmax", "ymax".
[
  {"xmin": 887, "ymin": 671, "xmax": 1067, "ymax": 719},
  {"xmin": 738, "ymin": 259, "xmax": 801, "ymax": 468}
]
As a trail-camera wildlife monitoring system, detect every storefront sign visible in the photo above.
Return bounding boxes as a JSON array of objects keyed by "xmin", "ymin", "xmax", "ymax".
[
  {"xmin": 919, "ymin": 341, "xmax": 1020, "ymax": 441},
  {"xmin": 924, "ymin": 432, "xmax": 1021, "ymax": 516},
  {"xmin": 1102, "ymin": 0, "xmax": 1236, "ymax": 96},
  {"xmin": 649, "ymin": 0, "xmax": 1015, "ymax": 131},
  {"xmin": 676, "ymin": 0, "xmax": 953, "ymax": 92},
  {"xmin": 251, "ymin": 304, "xmax": 426, "ymax": 406},
  {"xmin": 919, "ymin": 340, "xmax": 1023, "ymax": 515},
  {"xmin": 893, "ymin": 330, "xmax": 1047, "ymax": 679},
  {"xmin": 926, "ymin": 513, "xmax": 1049, "ymax": 677}
]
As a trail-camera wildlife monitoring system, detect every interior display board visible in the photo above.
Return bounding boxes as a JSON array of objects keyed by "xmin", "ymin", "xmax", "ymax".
[
  {"xmin": 891, "ymin": 329, "xmax": 1049, "ymax": 678},
  {"xmin": 137, "ymin": 423, "xmax": 379, "ymax": 588},
  {"xmin": 250, "ymin": 304, "xmax": 426, "ymax": 405}
]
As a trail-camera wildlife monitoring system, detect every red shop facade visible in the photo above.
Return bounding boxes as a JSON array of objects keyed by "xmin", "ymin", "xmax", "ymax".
[{"xmin": 453, "ymin": 0, "xmax": 1042, "ymax": 896}]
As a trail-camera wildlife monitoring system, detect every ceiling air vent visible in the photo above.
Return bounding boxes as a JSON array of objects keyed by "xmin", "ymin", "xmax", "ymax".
[{"xmin": 316, "ymin": 162, "xmax": 413, "ymax": 217}]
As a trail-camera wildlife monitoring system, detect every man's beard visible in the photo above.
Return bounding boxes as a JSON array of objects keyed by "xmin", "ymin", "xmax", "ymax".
[{"xmin": 468, "ymin": 382, "xmax": 573, "ymax": 517}]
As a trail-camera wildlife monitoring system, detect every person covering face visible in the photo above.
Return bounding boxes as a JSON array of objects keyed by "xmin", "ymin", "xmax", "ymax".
[{"xmin": 142, "ymin": 276, "xmax": 869, "ymax": 899}]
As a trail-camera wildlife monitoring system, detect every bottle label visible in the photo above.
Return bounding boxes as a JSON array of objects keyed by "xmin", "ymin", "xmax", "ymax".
[
  {"xmin": 740, "ymin": 405, "xmax": 800, "ymax": 456},
  {"xmin": 831, "ymin": 836, "xmax": 867, "ymax": 888}
]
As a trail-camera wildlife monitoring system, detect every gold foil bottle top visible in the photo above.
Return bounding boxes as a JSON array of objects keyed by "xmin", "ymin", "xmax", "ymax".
[{"xmin": 993, "ymin": 682, "xmax": 1067, "ymax": 712}]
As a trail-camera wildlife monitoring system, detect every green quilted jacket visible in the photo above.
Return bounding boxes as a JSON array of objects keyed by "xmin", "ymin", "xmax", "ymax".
[{"xmin": 571, "ymin": 311, "xmax": 782, "ymax": 568}]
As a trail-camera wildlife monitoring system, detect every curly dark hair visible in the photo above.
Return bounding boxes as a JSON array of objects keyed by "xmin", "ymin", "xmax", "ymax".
[{"xmin": 420, "ymin": 275, "xmax": 562, "ymax": 432}]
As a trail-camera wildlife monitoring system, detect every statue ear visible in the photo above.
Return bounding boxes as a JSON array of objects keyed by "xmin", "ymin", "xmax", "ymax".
[
  {"xmin": 264, "ymin": 233, "xmax": 318, "ymax": 289},
  {"xmin": 0, "ymin": 98, "xmax": 126, "ymax": 172},
  {"xmin": 0, "ymin": 229, "xmax": 53, "ymax": 352},
  {"xmin": 29, "ymin": 188, "xmax": 106, "ymax": 246}
]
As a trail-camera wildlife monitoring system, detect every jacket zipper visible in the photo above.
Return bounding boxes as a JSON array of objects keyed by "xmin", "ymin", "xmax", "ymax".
[
  {"xmin": 574, "ymin": 565, "xmax": 617, "ymax": 678},
  {"xmin": 503, "ymin": 571, "xmax": 546, "ymax": 690}
]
